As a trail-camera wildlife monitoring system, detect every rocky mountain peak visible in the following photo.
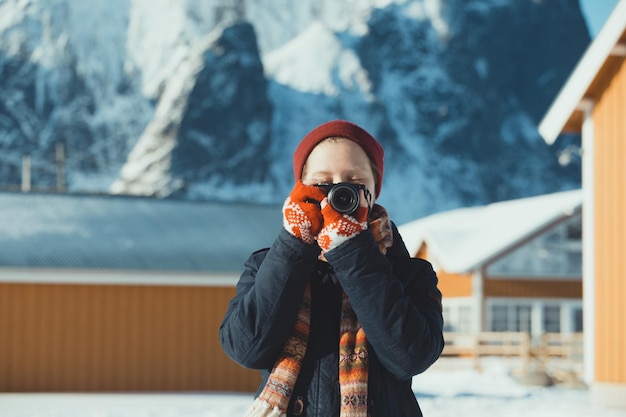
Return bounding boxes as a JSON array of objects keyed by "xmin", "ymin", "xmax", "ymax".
[{"xmin": 0, "ymin": 0, "xmax": 588, "ymax": 223}]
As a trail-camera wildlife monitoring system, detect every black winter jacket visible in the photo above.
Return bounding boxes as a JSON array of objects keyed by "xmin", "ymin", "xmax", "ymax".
[{"xmin": 219, "ymin": 223, "xmax": 444, "ymax": 417}]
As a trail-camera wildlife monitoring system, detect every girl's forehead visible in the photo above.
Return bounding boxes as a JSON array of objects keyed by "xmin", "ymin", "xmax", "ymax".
[{"xmin": 302, "ymin": 140, "xmax": 375, "ymax": 180}]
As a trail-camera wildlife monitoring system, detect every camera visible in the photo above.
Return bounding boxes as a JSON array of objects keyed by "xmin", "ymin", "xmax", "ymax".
[{"xmin": 315, "ymin": 182, "xmax": 369, "ymax": 215}]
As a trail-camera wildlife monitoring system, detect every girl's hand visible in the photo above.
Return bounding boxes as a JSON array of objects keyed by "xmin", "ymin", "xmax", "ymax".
[
  {"xmin": 317, "ymin": 200, "xmax": 368, "ymax": 252},
  {"xmin": 282, "ymin": 181, "xmax": 326, "ymax": 244}
]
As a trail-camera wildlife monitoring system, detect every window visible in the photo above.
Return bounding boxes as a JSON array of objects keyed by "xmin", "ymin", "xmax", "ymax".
[
  {"xmin": 573, "ymin": 307, "xmax": 583, "ymax": 332},
  {"xmin": 516, "ymin": 305, "xmax": 532, "ymax": 332},
  {"xmin": 488, "ymin": 300, "xmax": 583, "ymax": 335},
  {"xmin": 489, "ymin": 304, "xmax": 532, "ymax": 332},
  {"xmin": 442, "ymin": 306, "xmax": 454, "ymax": 332},
  {"xmin": 491, "ymin": 304, "xmax": 509, "ymax": 331},
  {"xmin": 458, "ymin": 306, "xmax": 473, "ymax": 333},
  {"xmin": 441, "ymin": 301, "xmax": 474, "ymax": 333},
  {"xmin": 543, "ymin": 305, "xmax": 561, "ymax": 333}
]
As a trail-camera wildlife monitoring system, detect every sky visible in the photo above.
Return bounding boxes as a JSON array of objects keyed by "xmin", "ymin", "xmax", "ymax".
[{"xmin": 579, "ymin": 0, "xmax": 620, "ymax": 37}]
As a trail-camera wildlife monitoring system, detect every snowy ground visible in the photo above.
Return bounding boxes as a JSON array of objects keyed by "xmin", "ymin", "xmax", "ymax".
[{"xmin": 1, "ymin": 358, "xmax": 624, "ymax": 417}]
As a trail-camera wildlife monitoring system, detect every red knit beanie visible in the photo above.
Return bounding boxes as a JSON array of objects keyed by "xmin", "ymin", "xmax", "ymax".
[{"xmin": 293, "ymin": 120, "xmax": 385, "ymax": 197}]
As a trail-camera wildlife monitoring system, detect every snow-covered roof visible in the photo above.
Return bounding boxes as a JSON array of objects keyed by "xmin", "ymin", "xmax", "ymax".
[
  {"xmin": 398, "ymin": 189, "xmax": 582, "ymax": 273},
  {"xmin": 539, "ymin": 0, "xmax": 626, "ymax": 143},
  {"xmin": 0, "ymin": 192, "xmax": 281, "ymax": 272}
]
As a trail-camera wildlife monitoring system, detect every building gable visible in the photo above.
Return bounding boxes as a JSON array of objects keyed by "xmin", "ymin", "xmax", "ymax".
[{"xmin": 486, "ymin": 212, "xmax": 582, "ymax": 279}]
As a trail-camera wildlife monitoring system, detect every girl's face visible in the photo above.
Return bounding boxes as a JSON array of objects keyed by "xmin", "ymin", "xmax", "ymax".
[{"xmin": 301, "ymin": 138, "xmax": 377, "ymax": 208}]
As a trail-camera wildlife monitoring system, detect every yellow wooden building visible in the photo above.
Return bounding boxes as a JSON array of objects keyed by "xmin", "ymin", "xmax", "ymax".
[
  {"xmin": 399, "ymin": 190, "xmax": 583, "ymax": 341},
  {"xmin": 0, "ymin": 192, "xmax": 282, "ymax": 393},
  {"xmin": 539, "ymin": 0, "xmax": 626, "ymax": 408}
]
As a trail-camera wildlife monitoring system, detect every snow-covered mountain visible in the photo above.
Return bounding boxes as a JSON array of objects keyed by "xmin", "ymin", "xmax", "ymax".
[{"xmin": 0, "ymin": 0, "xmax": 589, "ymax": 223}]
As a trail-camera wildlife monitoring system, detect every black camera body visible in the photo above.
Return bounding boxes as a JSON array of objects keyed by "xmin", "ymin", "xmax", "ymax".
[{"xmin": 315, "ymin": 182, "xmax": 369, "ymax": 215}]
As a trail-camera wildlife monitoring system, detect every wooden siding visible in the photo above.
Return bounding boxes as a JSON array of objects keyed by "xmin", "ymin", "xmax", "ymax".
[
  {"xmin": 415, "ymin": 243, "xmax": 428, "ymax": 260},
  {"xmin": 561, "ymin": 27, "xmax": 626, "ymax": 134},
  {"xmin": 593, "ymin": 56, "xmax": 626, "ymax": 384},
  {"xmin": 0, "ymin": 282, "xmax": 260, "ymax": 392},
  {"xmin": 483, "ymin": 278, "xmax": 582, "ymax": 299},
  {"xmin": 415, "ymin": 244, "xmax": 473, "ymax": 298},
  {"xmin": 437, "ymin": 271, "xmax": 473, "ymax": 298}
]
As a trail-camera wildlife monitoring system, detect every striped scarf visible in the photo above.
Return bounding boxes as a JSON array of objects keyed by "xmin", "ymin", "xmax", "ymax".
[{"xmin": 244, "ymin": 205, "xmax": 392, "ymax": 417}]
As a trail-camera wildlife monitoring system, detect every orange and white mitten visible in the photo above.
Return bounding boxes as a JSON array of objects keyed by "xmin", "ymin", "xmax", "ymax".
[
  {"xmin": 317, "ymin": 203, "xmax": 368, "ymax": 252},
  {"xmin": 282, "ymin": 181, "xmax": 326, "ymax": 244}
]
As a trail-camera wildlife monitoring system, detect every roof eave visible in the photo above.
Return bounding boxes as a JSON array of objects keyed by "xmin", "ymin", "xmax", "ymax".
[{"xmin": 539, "ymin": 0, "xmax": 626, "ymax": 144}]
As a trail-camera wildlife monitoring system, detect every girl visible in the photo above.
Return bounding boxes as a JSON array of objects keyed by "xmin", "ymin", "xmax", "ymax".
[{"xmin": 220, "ymin": 120, "xmax": 444, "ymax": 417}]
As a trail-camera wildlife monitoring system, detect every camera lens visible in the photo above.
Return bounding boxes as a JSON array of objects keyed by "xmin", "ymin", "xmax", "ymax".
[{"xmin": 327, "ymin": 183, "xmax": 360, "ymax": 214}]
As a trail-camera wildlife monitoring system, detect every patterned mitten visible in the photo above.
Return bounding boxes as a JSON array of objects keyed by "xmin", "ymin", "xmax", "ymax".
[
  {"xmin": 317, "ymin": 203, "xmax": 369, "ymax": 252},
  {"xmin": 282, "ymin": 181, "xmax": 326, "ymax": 244}
]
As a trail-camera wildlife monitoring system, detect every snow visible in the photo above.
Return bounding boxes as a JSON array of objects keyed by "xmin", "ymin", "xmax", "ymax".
[
  {"xmin": 0, "ymin": 393, "xmax": 252, "ymax": 416},
  {"xmin": 126, "ymin": 0, "xmax": 217, "ymax": 99},
  {"xmin": 61, "ymin": 0, "xmax": 129, "ymax": 101},
  {"xmin": 1, "ymin": 358, "xmax": 624, "ymax": 417},
  {"xmin": 264, "ymin": 21, "xmax": 347, "ymax": 96},
  {"xmin": 405, "ymin": 0, "xmax": 450, "ymax": 39}
]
